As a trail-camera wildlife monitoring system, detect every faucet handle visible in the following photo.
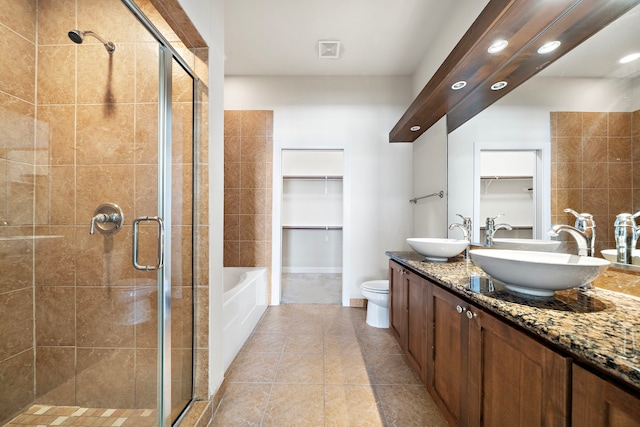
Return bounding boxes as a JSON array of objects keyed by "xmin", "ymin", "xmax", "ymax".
[
  {"xmin": 486, "ymin": 213, "xmax": 505, "ymax": 226},
  {"xmin": 564, "ymin": 208, "xmax": 593, "ymax": 220},
  {"xmin": 456, "ymin": 214, "xmax": 471, "ymax": 226}
]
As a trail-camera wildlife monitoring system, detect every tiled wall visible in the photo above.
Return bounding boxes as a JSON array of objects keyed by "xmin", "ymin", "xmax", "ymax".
[
  {"xmin": 223, "ymin": 111, "xmax": 273, "ymax": 268},
  {"xmin": 0, "ymin": 0, "xmax": 209, "ymax": 422},
  {"xmin": 551, "ymin": 110, "xmax": 640, "ymax": 255}
]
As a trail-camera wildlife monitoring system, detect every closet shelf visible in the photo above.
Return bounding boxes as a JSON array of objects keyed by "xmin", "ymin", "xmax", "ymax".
[
  {"xmin": 481, "ymin": 176, "xmax": 532, "ymax": 180},
  {"xmin": 283, "ymin": 175, "xmax": 343, "ymax": 180},
  {"xmin": 282, "ymin": 225, "xmax": 343, "ymax": 230}
]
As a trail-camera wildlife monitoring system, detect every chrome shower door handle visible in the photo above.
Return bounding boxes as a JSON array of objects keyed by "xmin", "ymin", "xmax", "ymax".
[{"xmin": 132, "ymin": 216, "xmax": 164, "ymax": 271}]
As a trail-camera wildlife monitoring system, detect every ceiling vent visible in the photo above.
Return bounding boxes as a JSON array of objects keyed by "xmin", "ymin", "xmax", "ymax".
[{"xmin": 318, "ymin": 40, "xmax": 341, "ymax": 59}]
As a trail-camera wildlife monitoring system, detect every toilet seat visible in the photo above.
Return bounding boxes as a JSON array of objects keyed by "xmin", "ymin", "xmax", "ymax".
[{"xmin": 361, "ymin": 280, "xmax": 389, "ymax": 294}]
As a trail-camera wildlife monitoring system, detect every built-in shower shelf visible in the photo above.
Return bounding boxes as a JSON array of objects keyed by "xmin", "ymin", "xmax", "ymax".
[{"xmin": 0, "ymin": 235, "xmax": 63, "ymax": 241}]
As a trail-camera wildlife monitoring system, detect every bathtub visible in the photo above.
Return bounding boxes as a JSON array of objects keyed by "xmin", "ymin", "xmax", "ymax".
[{"xmin": 223, "ymin": 267, "xmax": 269, "ymax": 370}]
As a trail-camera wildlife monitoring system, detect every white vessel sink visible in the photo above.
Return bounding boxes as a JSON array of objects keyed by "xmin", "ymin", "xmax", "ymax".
[
  {"xmin": 407, "ymin": 238, "xmax": 469, "ymax": 262},
  {"xmin": 469, "ymin": 249, "xmax": 610, "ymax": 297},
  {"xmin": 601, "ymin": 249, "xmax": 640, "ymax": 265},
  {"xmin": 491, "ymin": 238, "xmax": 561, "ymax": 252}
]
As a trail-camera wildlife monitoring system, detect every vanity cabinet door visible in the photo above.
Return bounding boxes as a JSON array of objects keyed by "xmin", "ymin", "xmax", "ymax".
[
  {"xmin": 406, "ymin": 271, "xmax": 427, "ymax": 382},
  {"xmin": 573, "ymin": 365, "xmax": 640, "ymax": 427},
  {"xmin": 427, "ymin": 284, "xmax": 466, "ymax": 426},
  {"xmin": 467, "ymin": 305, "xmax": 571, "ymax": 427},
  {"xmin": 428, "ymin": 283, "xmax": 570, "ymax": 427},
  {"xmin": 389, "ymin": 260, "xmax": 428, "ymax": 380},
  {"xmin": 389, "ymin": 260, "xmax": 407, "ymax": 347}
]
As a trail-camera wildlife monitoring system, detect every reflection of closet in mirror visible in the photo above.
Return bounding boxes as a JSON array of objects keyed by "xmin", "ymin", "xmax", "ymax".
[
  {"xmin": 280, "ymin": 149, "xmax": 344, "ymax": 304},
  {"xmin": 479, "ymin": 151, "xmax": 535, "ymax": 239}
]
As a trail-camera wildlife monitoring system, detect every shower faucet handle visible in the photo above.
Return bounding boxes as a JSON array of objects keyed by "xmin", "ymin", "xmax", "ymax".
[{"xmin": 89, "ymin": 203, "xmax": 124, "ymax": 235}]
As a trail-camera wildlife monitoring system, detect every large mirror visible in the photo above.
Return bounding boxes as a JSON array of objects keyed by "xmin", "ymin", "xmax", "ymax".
[{"xmin": 447, "ymin": 4, "xmax": 640, "ymax": 260}]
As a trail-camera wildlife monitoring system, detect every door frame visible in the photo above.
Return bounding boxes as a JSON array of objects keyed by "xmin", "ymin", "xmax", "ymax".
[
  {"xmin": 272, "ymin": 147, "xmax": 350, "ymax": 306},
  {"xmin": 472, "ymin": 141, "xmax": 550, "ymax": 242}
]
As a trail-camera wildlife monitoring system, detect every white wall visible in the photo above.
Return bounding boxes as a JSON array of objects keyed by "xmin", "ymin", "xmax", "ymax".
[
  {"xmin": 224, "ymin": 76, "xmax": 413, "ymax": 304},
  {"xmin": 411, "ymin": 116, "xmax": 448, "ymax": 238},
  {"xmin": 178, "ymin": 0, "xmax": 226, "ymax": 398}
]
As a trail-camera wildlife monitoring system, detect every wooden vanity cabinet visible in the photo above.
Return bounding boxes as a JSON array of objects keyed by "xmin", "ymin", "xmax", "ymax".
[
  {"xmin": 427, "ymin": 283, "xmax": 571, "ymax": 427},
  {"xmin": 389, "ymin": 260, "xmax": 427, "ymax": 382},
  {"xmin": 572, "ymin": 365, "xmax": 640, "ymax": 427}
]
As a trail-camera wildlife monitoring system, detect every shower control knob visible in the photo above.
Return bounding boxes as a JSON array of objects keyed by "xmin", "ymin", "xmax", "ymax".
[{"xmin": 89, "ymin": 203, "xmax": 124, "ymax": 235}]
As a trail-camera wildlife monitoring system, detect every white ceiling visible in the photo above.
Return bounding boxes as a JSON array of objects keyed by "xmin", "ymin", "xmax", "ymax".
[
  {"xmin": 224, "ymin": 1, "xmax": 640, "ymax": 79},
  {"xmin": 223, "ymin": 0, "xmax": 459, "ymax": 76},
  {"xmin": 538, "ymin": 4, "xmax": 640, "ymax": 80}
]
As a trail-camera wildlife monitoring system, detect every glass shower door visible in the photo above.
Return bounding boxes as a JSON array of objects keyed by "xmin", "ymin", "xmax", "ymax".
[{"xmin": 0, "ymin": 1, "xmax": 195, "ymax": 425}]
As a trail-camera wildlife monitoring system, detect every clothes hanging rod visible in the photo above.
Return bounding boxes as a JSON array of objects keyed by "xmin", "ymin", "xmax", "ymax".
[
  {"xmin": 282, "ymin": 225, "xmax": 343, "ymax": 230},
  {"xmin": 409, "ymin": 190, "xmax": 444, "ymax": 204}
]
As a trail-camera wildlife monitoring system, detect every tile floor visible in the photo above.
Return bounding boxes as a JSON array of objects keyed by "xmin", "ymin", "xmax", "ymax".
[{"xmin": 211, "ymin": 304, "xmax": 448, "ymax": 426}]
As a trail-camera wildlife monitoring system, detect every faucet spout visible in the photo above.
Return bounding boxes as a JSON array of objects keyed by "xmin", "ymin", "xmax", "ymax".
[
  {"xmin": 548, "ymin": 224, "xmax": 589, "ymax": 257},
  {"xmin": 485, "ymin": 214, "xmax": 512, "ymax": 247},
  {"xmin": 449, "ymin": 214, "xmax": 472, "ymax": 258}
]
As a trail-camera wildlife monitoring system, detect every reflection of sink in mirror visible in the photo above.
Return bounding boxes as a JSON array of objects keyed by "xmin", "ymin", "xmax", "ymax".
[
  {"xmin": 470, "ymin": 249, "xmax": 610, "ymax": 297},
  {"xmin": 601, "ymin": 249, "xmax": 640, "ymax": 265},
  {"xmin": 407, "ymin": 238, "xmax": 469, "ymax": 262},
  {"xmin": 491, "ymin": 238, "xmax": 560, "ymax": 252}
]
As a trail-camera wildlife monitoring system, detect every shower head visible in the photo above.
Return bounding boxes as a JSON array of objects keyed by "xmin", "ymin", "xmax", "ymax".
[{"xmin": 68, "ymin": 30, "xmax": 116, "ymax": 53}]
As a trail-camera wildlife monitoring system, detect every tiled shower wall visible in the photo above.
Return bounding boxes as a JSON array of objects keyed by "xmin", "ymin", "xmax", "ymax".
[
  {"xmin": 223, "ymin": 110, "xmax": 273, "ymax": 269},
  {"xmin": 551, "ymin": 110, "xmax": 640, "ymax": 255},
  {"xmin": 0, "ymin": 0, "xmax": 209, "ymax": 422}
]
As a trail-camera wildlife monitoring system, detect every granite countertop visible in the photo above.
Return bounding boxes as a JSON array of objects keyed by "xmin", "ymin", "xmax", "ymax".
[{"xmin": 386, "ymin": 251, "xmax": 640, "ymax": 393}]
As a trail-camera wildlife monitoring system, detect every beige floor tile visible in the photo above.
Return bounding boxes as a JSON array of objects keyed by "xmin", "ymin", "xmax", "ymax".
[
  {"xmin": 324, "ymin": 333, "xmax": 364, "ymax": 354},
  {"xmin": 364, "ymin": 353, "xmax": 422, "ymax": 385},
  {"xmin": 288, "ymin": 319, "xmax": 325, "ymax": 335},
  {"xmin": 226, "ymin": 351, "xmax": 281, "ymax": 383},
  {"xmin": 241, "ymin": 332, "xmax": 287, "ymax": 353},
  {"xmin": 325, "ymin": 385, "xmax": 385, "ymax": 427},
  {"xmin": 210, "ymin": 383, "xmax": 270, "ymax": 426},
  {"xmin": 375, "ymin": 385, "xmax": 448, "ymax": 427},
  {"xmin": 254, "ymin": 316, "xmax": 292, "ymax": 333},
  {"xmin": 358, "ymin": 331, "xmax": 403, "ymax": 355},
  {"xmin": 284, "ymin": 332, "xmax": 324, "ymax": 353},
  {"xmin": 324, "ymin": 352, "xmax": 372, "ymax": 385},
  {"xmin": 263, "ymin": 384, "xmax": 324, "ymax": 426},
  {"xmin": 275, "ymin": 352, "xmax": 324, "ymax": 383}
]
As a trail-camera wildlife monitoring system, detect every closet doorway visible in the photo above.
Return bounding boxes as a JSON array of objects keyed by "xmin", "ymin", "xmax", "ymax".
[{"xmin": 280, "ymin": 149, "xmax": 344, "ymax": 304}]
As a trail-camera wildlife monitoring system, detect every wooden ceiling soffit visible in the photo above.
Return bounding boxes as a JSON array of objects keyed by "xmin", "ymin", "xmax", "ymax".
[{"xmin": 389, "ymin": 0, "xmax": 640, "ymax": 143}]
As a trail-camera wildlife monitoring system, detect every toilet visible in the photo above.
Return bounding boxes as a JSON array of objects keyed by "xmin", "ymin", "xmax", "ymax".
[{"xmin": 360, "ymin": 280, "xmax": 390, "ymax": 328}]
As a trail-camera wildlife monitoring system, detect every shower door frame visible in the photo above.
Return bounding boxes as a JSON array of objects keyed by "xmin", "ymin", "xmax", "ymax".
[{"xmin": 122, "ymin": 1, "xmax": 198, "ymax": 425}]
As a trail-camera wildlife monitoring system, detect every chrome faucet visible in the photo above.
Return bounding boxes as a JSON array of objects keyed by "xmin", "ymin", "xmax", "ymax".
[
  {"xmin": 548, "ymin": 208, "xmax": 596, "ymax": 257},
  {"xmin": 449, "ymin": 214, "xmax": 472, "ymax": 258},
  {"xmin": 614, "ymin": 211, "xmax": 640, "ymax": 264},
  {"xmin": 485, "ymin": 214, "xmax": 512, "ymax": 247},
  {"xmin": 449, "ymin": 214, "xmax": 472, "ymax": 243}
]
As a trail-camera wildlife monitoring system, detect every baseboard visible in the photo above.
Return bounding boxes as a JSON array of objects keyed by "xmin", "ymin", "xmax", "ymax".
[
  {"xmin": 350, "ymin": 298, "xmax": 367, "ymax": 308},
  {"xmin": 282, "ymin": 267, "xmax": 342, "ymax": 274}
]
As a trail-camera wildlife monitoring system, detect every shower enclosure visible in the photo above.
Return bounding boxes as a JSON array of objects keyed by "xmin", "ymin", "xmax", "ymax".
[{"xmin": 0, "ymin": 0, "xmax": 202, "ymax": 425}]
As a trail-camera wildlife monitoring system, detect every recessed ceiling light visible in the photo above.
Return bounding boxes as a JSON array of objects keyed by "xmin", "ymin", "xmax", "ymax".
[
  {"xmin": 619, "ymin": 53, "xmax": 640, "ymax": 64},
  {"xmin": 491, "ymin": 81, "xmax": 508, "ymax": 91},
  {"xmin": 488, "ymin": 40, "xmax": 508, "ymax": 54},
  {"xmin": 451, "ymin": 81, "xmax": 467, "ymax": 90},
  {"xmin": 410, "ymin": 126, "xmax": 421, "ymax": 132},
  {"xmin": 537, "ymin": 41, "xmax": 561, "ymax": 54}
]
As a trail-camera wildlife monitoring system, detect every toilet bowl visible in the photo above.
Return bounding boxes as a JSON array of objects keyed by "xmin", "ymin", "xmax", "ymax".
[{"xmin": 360, "ymin": 280, "xmax": 389, "ymax": 328}]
